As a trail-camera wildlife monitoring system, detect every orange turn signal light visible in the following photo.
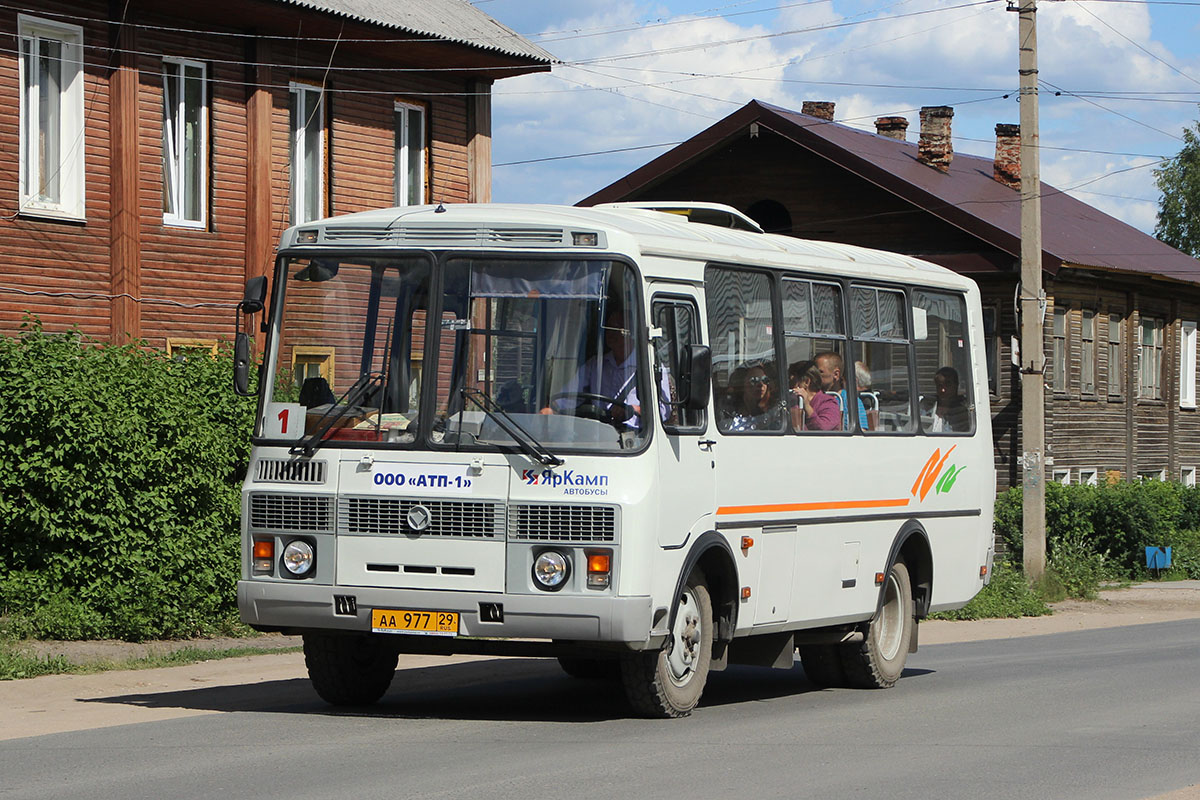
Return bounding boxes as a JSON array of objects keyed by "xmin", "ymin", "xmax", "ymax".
[
  {"xmin": 980, "ymin": 565, "xmax": 989, "ymax": 578},
  {"xmin": 741, "ymin": 536, "xmax": 754, "ymax": 550},
  {"xmin": 874, "ymin": 572, "xmax": 886, "ymax": 586},
  {"xmin": 587, "ymin": 552, "xmax": 611, "ymax": 574},
  {"xmin": 252, "ymin": 539, "xmax": 274, "ymax": 575},
  {"xmin": 741, "ymin": 586, "xmax": 752, "ymax": 600}
]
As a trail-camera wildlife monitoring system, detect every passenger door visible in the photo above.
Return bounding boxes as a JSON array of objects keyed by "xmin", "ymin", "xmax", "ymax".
[{"xmin": 651, "ymin": 289, "xmax": 716, "ymax": 548}]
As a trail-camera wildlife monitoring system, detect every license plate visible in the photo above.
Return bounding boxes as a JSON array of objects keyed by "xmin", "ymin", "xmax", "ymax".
[{"xmin": 371, "ymin": 608, "xmax": 458, "ymax": 636}]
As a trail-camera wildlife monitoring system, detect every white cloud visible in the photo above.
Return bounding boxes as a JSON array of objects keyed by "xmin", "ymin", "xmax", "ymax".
[{"xmin": 488, "ymin": 0, "xmax": 1198, "ymax": 233}]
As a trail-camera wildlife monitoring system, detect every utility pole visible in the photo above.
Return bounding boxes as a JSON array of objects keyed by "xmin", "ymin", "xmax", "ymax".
[{"xmin": 1016, "ymin": 0, "xmax": 1046, "ymax": 581}]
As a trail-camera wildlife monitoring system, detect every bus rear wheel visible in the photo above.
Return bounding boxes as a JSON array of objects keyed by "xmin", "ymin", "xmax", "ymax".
[
  {"xmin": 303, "ymin": 632, "xmax": 398, "ymax": 706},
  {"xmin": 620, "ymin": 571, "xmax": 713, "ymax": 718},
  {"xmin": 841, "ymin": 559, "xmax": 914, "ymax": 689}
]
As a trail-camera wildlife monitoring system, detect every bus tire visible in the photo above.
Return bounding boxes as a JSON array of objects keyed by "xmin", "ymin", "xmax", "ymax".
[
  {"xmin": 841, "ymin": 559, "xmax": 914, "ymax": 689},
  {"xmin": 799, "ymin": 644, "xmax": 847, "ymax": 688},
  {"xmin": 620, "ymin": 571, "xmax": 713, "ymax": 718},
  {"xmin": 557, "ymin": 656, "xmax": 620, "ymax": 680},
  {"xmin": 303, "ymin": 632, "xmax": 398, "ymax": 706}
]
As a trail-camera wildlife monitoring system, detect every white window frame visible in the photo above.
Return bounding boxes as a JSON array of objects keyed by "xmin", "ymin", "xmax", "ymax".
[
  {"xmin": 1139, "ymin": 469, "xmax": 1166, "ymax": 482},
  {"xmin": 1052, "ymin": 468, "xmax": 1071, "ymax": 486},
  {"xmin": 1078, "ymin": 467, "xmax": 1099, "ymax": 486},
  {"xmin": 394, "ymin": 100, "xmax": 427, "ymax": 207},
  {"xmin": 162, "ymin": 57, "xmax": 208, "ymax": 229},
  {"xmin": 1182, "ymin": 466, "xmax": 1196, "ymax": 488},
  {"xmin": 289, "ymin": 82, "xmax": 325, "ymax": 224},
  {"xmin": 18, "ymin": 14, "xmax": 85, "ymax": 221},
  {"xmin": 1180, "ymin": 321, "xmax": 1197, "ymax": 409}
]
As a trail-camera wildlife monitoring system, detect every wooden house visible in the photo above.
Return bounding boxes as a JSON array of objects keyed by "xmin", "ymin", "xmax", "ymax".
[
  {"xmin": 1, "ymin": 0, "xmax": 551, "ymax": 353},
  {"xmin": 581, "ymin": 99, "xmax": 1200, "ymax": 489}
]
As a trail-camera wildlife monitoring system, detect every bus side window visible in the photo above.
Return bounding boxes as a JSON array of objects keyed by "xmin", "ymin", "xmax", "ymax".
[
  {"xmin": 704, "ymin": 267, "xmax": 785, "ymax": 434},
  {"xmin": 653, "ymin": 298, "xmax": 705, "ymax": 432},
  {"xmin": 913, "ymin": 290, "xmax": 975, "ymax": 435},
  {"xmin": 851, "ymin": 286, "xmax": 914, "ymax": 433}
]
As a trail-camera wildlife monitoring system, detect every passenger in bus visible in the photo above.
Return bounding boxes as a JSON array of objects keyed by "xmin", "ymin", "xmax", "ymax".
[
  {"xmin": 855, "ymin": 360, "xmax": 880, "ymax": 431},
  {"xmin": 726, "ymin": 363, "xmax": 783, "ymax": 431},
  {"xmin": 541, "ymin": 311, "xmax": 667, "ymax": 429},
  {"xmin": 814, "ymin": 351, "xmax": 868, "ymax": 431},
  {"xmin": 789, "ymin": 361, "xmax": 840, "ymax": 431},
  {"xmin": 921, "ymin": 366, "xmax": 971, "ymax": 432}
]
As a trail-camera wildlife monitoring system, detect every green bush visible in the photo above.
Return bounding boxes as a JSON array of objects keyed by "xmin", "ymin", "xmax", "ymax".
[
  {"xmin": 0, "ymin": 321, "xmax": 255, "ymax": 641},
  {"xmin": 995, "ymin": 481, "xmax": 1200, "ymax": 590},
  {"xmin": 929, "ymin": 560, "xmax": 1051, "ymax": 620}
]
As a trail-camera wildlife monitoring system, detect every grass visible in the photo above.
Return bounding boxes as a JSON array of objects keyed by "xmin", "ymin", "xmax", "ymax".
[
  {"xmin": 928, "ymin": 560, "xmax": 1053, "ymax": 621},
  {"xmin": 0, "ymin": 639, "xmax": 301, "ymax": 681}
]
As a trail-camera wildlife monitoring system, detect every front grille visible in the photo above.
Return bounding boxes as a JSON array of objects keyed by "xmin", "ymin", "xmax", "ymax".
[
  {"xmin": 509, "ymin": 504, "xmax": 618, "ymax": 543},
  {"xmin": 255, "ymin": 458, "xmax": 326, "ymax": 484},
  {"xmin": 249, "ymin": 493, "xmax": 334, "ymax": 532},
  {"xmin": 321, "ymin": 225, "xmax": 567, "ymax": 246},
  {"xmin": 340, "ymin": 497, "xmax": 504, "ymax": 538}
]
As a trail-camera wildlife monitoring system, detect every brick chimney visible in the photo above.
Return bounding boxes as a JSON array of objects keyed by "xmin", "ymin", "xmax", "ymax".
[
  {"xmin": 875, "ymin": 116, "xmax": 909, "ymax": 141},
  {"xmin": 802, "ymin": 101, "xmax": 835, "ymax": 121},
  {"xmin": 993, "ymin": 123, "xmax": 1021, "ymax": 190},
  {"xmin": 917, "ymin": 106, "xmax": 954, "ymax": 172}
]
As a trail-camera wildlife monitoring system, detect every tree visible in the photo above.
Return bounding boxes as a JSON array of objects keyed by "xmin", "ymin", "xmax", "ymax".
[{"xmin": 1154, "ymin": 113, "xmax": 1200, "ymax": 258}]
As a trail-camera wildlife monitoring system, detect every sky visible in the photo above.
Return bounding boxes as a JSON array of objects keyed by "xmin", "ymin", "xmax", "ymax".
[{"xmin": 473, "ymin": 0, "xmax": 1200, "ymax": 235}]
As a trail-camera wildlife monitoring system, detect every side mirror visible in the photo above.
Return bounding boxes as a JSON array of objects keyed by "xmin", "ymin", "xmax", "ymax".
[
  {"xmin": 234, "ymin": 332, "xmax": 252, "ymax": 396},
  {"xmin": 233, "ymin": 276, "xmax": 267, "ymax": 397},
  {"xmin": 240, "ymin": 276, "xmax": 267, "ymax": 314},
  {"xmin": 680, "ymin": 344, "xmax": 712, "ymax": 411}
]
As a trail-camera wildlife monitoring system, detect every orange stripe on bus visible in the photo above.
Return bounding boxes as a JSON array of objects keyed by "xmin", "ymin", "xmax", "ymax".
[{"xmin": 716, "ymin": 498, "xmax": 912, "ymax": 516}]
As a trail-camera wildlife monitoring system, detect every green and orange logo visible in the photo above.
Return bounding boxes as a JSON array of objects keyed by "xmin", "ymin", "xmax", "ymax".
[{"xmin": 911, "ymin": 445, "xmax": 964, "ymax": 501}]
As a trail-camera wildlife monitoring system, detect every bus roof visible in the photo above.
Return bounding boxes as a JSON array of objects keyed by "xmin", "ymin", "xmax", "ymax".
[{"xmin": 278, "ymin": 203, "xmax": 975, "ymax": 290}]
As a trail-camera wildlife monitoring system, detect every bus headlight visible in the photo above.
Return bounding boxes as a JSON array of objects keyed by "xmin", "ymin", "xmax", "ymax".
[
  {"xmin": 532, "ymin": 550, "xmax": 569, "ymax": 590},
  {"xmin": 282, "ymin": 540, "xmax": 315, "ymax": 576}
]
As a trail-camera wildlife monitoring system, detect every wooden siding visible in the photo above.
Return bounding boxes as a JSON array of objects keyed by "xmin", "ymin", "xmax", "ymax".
[{"xmin": 1, "ymin": 2, "xmax": 495, "ymax": 351}]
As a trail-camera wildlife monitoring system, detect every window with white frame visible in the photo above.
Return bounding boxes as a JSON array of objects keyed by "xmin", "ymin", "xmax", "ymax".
[
  {"xmin": 1052, "ymin": 306, "xmax": 1067, "ymax": 392},
  {"xmin": 162, "ymin": 58, "xmax": 207, "ymax": 228},
  {"xmin": 1079, "ymin": 467, "xmax": 1099, "ymax": 486},
  {"xmin": 394, "ymin": 100, "xmax": 427, "ymax": 207},
  {"xmin": 1180, "ymin": 321, "xmax": 1197, "ymax": 409},
  {"xmin": 1182, "ymin": 466, "xmax": 1196, "ymax": 488},
  {"xmin": 1081, "ymin": 310, "xmax": 1096, "ymax": 395},
  {"xmin": 1138, "ymin": 469, "xmax": 1166, "ymax": 482},
  {"xmin": 18, "ymin": 15, "xmax": 85, "ymax": 220},
  {"xmin": 289, "ymin": 83, "xmax": 325, "ymax": 224},
  {"xmin": 1052, "ymin": 468, "xmax": 1071, "ymax": 486},
  {"xmin": 1108, "ymin": 312, "xmax": 1123, "ymax": 396},
  {"xmin": 1139, "ymin": 317, "xmax": 1163, "ymax": 400}
]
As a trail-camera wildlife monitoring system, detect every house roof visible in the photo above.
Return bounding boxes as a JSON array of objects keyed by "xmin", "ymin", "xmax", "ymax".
[
  {"xmin": 274, "ymin": 0, "xmax": 555, "ymax": 63},
  {"xmin": 581, "ymin": 99, "xmax": 1200, "ymax": 285}
]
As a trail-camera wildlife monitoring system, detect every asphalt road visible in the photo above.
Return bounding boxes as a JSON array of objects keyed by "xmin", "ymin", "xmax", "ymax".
[{"xmin": 2, "ymin": 620, "xmax": 1198, "ymax": 800}]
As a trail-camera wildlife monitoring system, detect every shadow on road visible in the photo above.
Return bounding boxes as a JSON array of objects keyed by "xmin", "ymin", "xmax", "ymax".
[{"xmin": 79, "ymin": 658, "xmax": 934, "ymax": 722}]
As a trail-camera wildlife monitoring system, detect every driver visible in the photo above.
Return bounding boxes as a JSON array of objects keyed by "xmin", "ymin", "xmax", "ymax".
[{"xmin": 541, "ymin": 310, "xmax": 666, "ymax": 429}]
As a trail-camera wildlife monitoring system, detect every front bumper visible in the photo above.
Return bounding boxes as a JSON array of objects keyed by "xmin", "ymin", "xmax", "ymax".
[{"xmin": 238, "ymin": 581, "xmax": 655, "ymax": 644}]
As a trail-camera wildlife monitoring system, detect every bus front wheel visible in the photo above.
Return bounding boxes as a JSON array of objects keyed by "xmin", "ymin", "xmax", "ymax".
[
  {"xmin": 620, "ymin": 571, "xmax": 713, "ymax": 718},
  {"xmin": 303, "ymin": 632, "xmax": 398, "ymax": 706},
  {"xmin": 841, "ymin": 559, "xmax": 914, "ymax": 689}
]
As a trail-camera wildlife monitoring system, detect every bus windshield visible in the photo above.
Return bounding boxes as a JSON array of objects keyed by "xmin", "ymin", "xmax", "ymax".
[{"xmin": 267, "ymin": 254, "xmax": 649, "ymax": 454}]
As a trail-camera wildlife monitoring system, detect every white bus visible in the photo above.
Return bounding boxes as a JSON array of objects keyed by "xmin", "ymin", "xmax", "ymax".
[{"xmin": 234, "ymin": 202, "xmax": 995, "ymax": 718}]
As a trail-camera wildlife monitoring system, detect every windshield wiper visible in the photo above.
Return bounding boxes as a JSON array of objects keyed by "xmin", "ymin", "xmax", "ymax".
[
  {"xmin": 460, "ymin": 388, "xmax": 563, "ymax": 468},
  {"xmin": 291, "ymin": 371, "xmax": 384, "ymax": 457}
]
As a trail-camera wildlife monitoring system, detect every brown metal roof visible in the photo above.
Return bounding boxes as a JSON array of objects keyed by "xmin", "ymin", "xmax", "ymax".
[{"xmin": 581, "ymin": 99, "xmax": 1200, "ymax": 285}]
